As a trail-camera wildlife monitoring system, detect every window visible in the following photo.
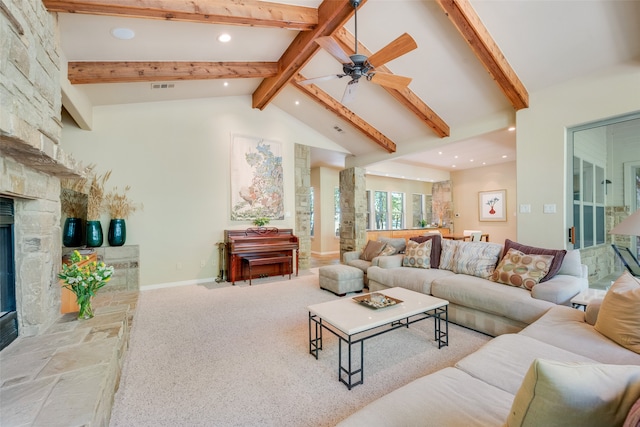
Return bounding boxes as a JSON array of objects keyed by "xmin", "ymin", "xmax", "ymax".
[
  {"xmin": 573, "ymin": 156, "xmax": 605, "ymax": 249},
  {"xmin": 373, "ymin": 191, "xmax": 388, "ymax": 230},
  {"xmin": 391, "ymin": 192, "xmax": 404, "ymax": 229},
  {"xmin": 334, "ymin": 187, "xmax": 340, "ymax": 237}
]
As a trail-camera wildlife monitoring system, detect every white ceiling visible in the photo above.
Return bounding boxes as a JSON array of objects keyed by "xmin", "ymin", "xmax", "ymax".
[{"xmin": 56, "ymin": 0, "xmax": 640, "ymax": 177}]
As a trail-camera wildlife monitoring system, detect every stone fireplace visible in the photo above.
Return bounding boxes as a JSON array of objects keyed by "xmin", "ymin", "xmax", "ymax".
[{"xmin": 1, "ymin": 0, "xmax": 83, "ymax": 341}]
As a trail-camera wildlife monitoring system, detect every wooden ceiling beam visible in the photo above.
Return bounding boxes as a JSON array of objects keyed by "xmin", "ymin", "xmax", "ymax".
[
  {"xmin": 436, "ymin": 0, "xmax": 528, "ymax": 110},
  {"xmin": 252, "ymin": 0, "xmax": 365, "ymax": 110},
  {"xmin": 333, "ymin": 28, "xmax": 450, "ymax": 138},
  {"xmin": 292, "ymin": 73, "xmax": 396, "ymax": 154},
  {"xmin": 42, "ymin": 0, "xmax": 318, "ymax": 30},
  {"xmin": 67, "ymin": 61, "xmax": 278, "ymax": 84}
]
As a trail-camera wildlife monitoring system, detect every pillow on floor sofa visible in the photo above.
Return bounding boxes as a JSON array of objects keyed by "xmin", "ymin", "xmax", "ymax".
[
  {"xmin": 360, "ymin": 240, "xmax": 386, "ymax": 261},
  {"xmin": 594, "ymin": 272, "xmax": 640, "ymax": 354},
  {"xmin": 502, "ymin": 239, "xmax": 566, "ymax": 282},
  {"xmin": 506, "ymin": 359, "xmax": 640, "ymax": 427},
  {"xmin": 410, "ymin": 234, "xmax": 441, "ymax": 268},
  {"xmin": 491, "ymin": 248, "xmax": 554, "ymax": 290},
  {"xmin": 402, "ymin": 239, "xmax": 432, "ymax": 269}
]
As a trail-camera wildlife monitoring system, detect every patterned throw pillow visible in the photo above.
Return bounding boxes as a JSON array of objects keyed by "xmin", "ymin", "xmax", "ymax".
[
  {"xmin": 491, "ymin": 248, "xmax": 554, "ymax": 290},
  {"xmin": 410, "ymin": 234, "xmax": 442, "ymax": 268},
  {"xmin": 402, "ymin": 239, "xmax": 432, "ymax": 269},
  {"xmin": 449, "ymin": 240, "xmax": 503, "ymax": 279},
  {"xmin": 439, "ymin": 239, "xmax": 458, "ymax": 271},
  {"xmin": 378, "ymin": 243, "xmax": 396, "ymax": 257},
  {"xmin": 503, "ymin": 239, "xmax": 566, "ymax": 282}
]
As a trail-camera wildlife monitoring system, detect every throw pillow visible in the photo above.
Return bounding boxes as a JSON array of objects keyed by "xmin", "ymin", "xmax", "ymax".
[
  {"xmin": 502, "ymin": 239, "xmax": 567, "ymax": 282},
  {"xmin": 378, "ymin": 243, "xmax": 396, "ymax": 257},
  {"xmin": 624, "ymin": 397, "xmax": 640, "ymax": 427},
  {"xmin": 442, "ymin": 240, "xmax": 503, "ymax": 279},
  {"xmin": 378, "ymin": 237, "xmax": 406, "ymax": 254},
  {"xmin": 402, "ymin": 239, "xmax": 432, "ymax": 269},
  {"xmin": 594, "ymin": 272, "xmax": 640, "ymax": 354},
  {"xmin": 506, "ymin": 359, "xmax": 640, "ymax": 427},
  {"xmin": 410, "ymin": 234, "xmax": 442, "ymax": 268},
  {"xmin": 359, "ymin": 240, "xmax": 386, "ymax": 261},
  {"xmin": 491, "ymin": 248, "xmax": 555, "ymax": 290}
]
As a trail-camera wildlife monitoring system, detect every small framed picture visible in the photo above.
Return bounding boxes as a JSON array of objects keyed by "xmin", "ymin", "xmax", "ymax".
[{"xmin": 479, "ymin": 190, "xmax": 506, "ymax": 221}]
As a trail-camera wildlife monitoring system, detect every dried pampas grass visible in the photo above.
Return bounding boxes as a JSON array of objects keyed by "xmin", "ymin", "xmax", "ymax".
[
  {"xmin": 87, "ymin": 171, "xmax": 111, "ymax": 220},
  {"xmin": 104, "ymin": 186, "xmax": 143, "ymax": 219}
]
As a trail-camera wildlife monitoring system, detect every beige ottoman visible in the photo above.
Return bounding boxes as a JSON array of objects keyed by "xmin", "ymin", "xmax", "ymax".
[{"xmin": 319, "ymin": 264, "xmax": 364, "ymax": 296}]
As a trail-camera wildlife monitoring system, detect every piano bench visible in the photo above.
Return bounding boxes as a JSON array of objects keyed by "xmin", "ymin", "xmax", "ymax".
[
  {"xmin": 319, "ymin": 264, "xmax": 364, "ymax": 296},
  {"xmin": 243, "ymin": 255, "xmax": 293, "ymax": 285}
]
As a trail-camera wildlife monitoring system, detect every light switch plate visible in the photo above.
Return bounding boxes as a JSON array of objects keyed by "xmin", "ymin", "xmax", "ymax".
[
  {"xmin": 519, "ymin": 204, "xmax": 531, "ymax": 213},
  {"xmin": 543, "ymin": 204, "xmax": 556, "ymax": 214}
]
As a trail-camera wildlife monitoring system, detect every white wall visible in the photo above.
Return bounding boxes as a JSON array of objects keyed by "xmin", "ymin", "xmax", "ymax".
[
  {"xmin": 516, "ymin": 63, "xmax": 640, "ymax": 248},
  {"xmin": 61, "ymin": 95, "xmax": 343, "ymax": 287}
]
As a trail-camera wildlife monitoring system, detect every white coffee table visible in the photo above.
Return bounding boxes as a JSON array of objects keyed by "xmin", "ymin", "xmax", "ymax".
[
  {"xmin": 307, "ymin": 287, "xmax": 449, "ymax": 389},
  {"xmin": 570, "ymin": 288, "xmax": 607, "ymax": 310}
]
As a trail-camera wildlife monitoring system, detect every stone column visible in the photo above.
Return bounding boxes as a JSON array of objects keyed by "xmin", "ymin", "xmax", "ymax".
[
  {"xmin": 294, "ymin": 144, "xmax": 310, "ymax": 270},
  {"xmin": 339, "ymin": 167, "xmax": 367, "ymax": 259}
]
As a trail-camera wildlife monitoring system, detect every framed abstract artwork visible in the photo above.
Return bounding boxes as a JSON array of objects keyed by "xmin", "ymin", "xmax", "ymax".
[
  {"xmin": 230, "ymin": 134, "xmax": 284, "ymax": 221},
  {"xmin": 479, "ymin": 189, "xmax": 506, "ymax": 221}
]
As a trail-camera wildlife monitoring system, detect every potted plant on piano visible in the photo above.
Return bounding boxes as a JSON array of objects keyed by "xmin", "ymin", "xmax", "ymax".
[{"xmin": 252, "ymin": 216, "xmax": 270, "ymax": 227}]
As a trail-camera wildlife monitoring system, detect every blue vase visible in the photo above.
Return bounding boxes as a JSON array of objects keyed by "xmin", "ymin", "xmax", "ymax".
[
  {"xmin": 86, "ymin": 220, "xmax": 103, "ymax": 247},
  {"xmin": 108, "ymin": 219, "xmax": 126, "ymax": 246},
  {"xmin": 63, "ymin": 217, "xmax": 83, "ymax": 247}
]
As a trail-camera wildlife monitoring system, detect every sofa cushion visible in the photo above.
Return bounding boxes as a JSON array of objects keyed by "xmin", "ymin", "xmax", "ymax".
[
  {"xmin": 378, "ymin": 243, "xmax": 396, "ymax": 257},
  {"xmin": 595, "ymin": 272, "xmax": 640, "ymax": 354},
  {"xmin": 410, "ymin": 234, "xmax": 441, "ymax": 268},
  {"xmin": 366, "ymin": 266, "xmax": 454, "ymax": 295},
  {"xmin": 378, "ymin": 237, "xmax": 406, "ymax": 254},
  {"xmin": 492, "ymin": 248, "xmax": 554, "ymax": 290},
  {"xmin": 506, "ymin": 359, "xmax": 640, "ymax": 427},
  {"xmin": 440, "ymin": 240, "xmax": 503, "ymax": 279},
  {"xmin": 402, "ymin": 239, "xmax": 432, "ymax": 269},
  {"xmin": 336, "ymin": 367, "xmax": 513, "ymax": 427},
  {"xmin": 502, "ymin": 239, "xmax": 566, "ymax": 282},
  {"xmin": 431, "ymin": 274, "xmax": 554, "ymax": 325},
  {"xmin": 519, "ymin": 305, "xmax": 640, "ymax": 365},
  {"xmin": 360, "ymin": 240, "xmax": 386, "ymax": 261},
  {"xmin": 456, "ymin": 334, "xmax": 596, "ymax": 395}
]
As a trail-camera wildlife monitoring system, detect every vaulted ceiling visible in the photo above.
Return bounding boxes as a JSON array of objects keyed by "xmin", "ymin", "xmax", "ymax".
[{"xmin": 47, "ymin": 0, "xmax": 640, "ymax": 177}]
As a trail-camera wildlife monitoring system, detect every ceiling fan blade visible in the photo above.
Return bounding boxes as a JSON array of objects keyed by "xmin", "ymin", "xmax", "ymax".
[
  {"xmin": 367, "ymin": 33, "xmax": 417, "ymax": 68},
  {"xmin": 299, "ymin": 74, "xmax": 343, "ymax": 85},
  {"xmin": 315, "ymin": 36, "xmax": 353, "ymax": 64},
  {"xmin": 370, "ymin": 72, "xmax": 412, "ymax": 90},
  {"xmin": 341, "ymin": 80, "xmax": 359, "ymax": 104}
]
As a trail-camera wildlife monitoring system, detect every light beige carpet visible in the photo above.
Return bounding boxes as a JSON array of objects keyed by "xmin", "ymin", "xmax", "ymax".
[{"xmin": 110, "ymin": 270, "xmax": 491, "ymax": 427}]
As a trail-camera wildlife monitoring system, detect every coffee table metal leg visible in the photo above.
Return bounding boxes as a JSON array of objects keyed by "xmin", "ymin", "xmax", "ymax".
[
  {"xmin": 308, "ymin": 313, "xmax": 322, "ymax": 359},
  {"xmin": 338, "ymin": 335, "xmax": 363, "ymax": 390},
  {"xmin": 434, "ymin": 306, "xmax": 449, "ymax": 349}
]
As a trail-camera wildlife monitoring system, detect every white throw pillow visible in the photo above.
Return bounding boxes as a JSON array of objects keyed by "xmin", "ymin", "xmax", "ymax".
[{"xmin": 506, "ymin": 359, "xmax": 640, "ymax": 427}]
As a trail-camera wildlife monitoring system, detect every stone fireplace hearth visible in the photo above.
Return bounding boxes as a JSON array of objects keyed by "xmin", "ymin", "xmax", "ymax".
[{"xmin": 1, "ymin": 0, "xmax": 85, "ymax": 340}]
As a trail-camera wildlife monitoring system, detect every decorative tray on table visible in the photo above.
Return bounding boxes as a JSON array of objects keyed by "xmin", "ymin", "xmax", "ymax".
[{"xmin": 353, "ymin": 293, "xmax": 403, "ymax": 309}]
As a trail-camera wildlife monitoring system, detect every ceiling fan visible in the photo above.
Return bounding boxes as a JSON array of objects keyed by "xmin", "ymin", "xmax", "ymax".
[{"xmin": 301, "ymin": 0, "xmax": 417, "ymax": 104}]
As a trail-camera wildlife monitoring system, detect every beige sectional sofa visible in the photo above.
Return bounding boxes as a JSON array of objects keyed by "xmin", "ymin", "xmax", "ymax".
[
  {"xmin": 337, "ymin": 272, "xmax": 640, "ymax": 427},
  {"xmin": 361, "ymin": 236, "xmax": 588, "ymax": 336}
]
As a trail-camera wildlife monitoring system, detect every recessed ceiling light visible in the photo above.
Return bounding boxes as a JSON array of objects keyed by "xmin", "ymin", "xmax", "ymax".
[
  {"xmin": 295, "ymin": 100, "xmax": 300, "ymax": 105},
  {"xmin": 482, "ymin": 162, "xmax": 487, "ymax": 165},
  {"xmin": 502, "ymin": 155, "xmax": 508, "ymax": 158},
  {"xmin": 223, "ymin": 81, "xmax": 229, "ymax": 87},
  {"xmin": 438, "ymin": 151, "xmax": 443, "ymax": 155},
  {"xmin": 111, "ymin": 27, "xmax": 135, "ymax": 40},
  {"xmin": 452, "ymin": 165, "xmax": 456, "ymax": 168},
  {"xmin": 218, "ymin": 33, "xmax": 231, "ymax": 43},
  {"xmin": 470, "ymin": 159, "xmax": 474, "ymax": 162},
  {"xmin": 454, "ymin": 155, "xmax": 459, "ymax": 159},
  {"xmin": 508, "ymin": 126, "xmax": 516, "ymax": 132}
]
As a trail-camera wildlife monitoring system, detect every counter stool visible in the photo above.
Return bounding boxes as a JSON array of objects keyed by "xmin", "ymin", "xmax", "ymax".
[{"xmin": 319, "ymin": 264, "xmax": 364, "ymax": 296}]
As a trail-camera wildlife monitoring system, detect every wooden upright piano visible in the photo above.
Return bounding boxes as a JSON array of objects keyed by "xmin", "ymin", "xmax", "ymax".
[{"xmin": 224, "ymin": 228, "xmax": 299, "ymax": 285}]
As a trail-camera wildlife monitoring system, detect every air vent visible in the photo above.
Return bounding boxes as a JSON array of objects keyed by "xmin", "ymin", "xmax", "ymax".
[
  {"xmin": 333, "ymin": 125, "xmax": 346, "ymax": 134},
  {"xmin": 151, "ymin": 83, "xmax": 175, "ymax": 90}
]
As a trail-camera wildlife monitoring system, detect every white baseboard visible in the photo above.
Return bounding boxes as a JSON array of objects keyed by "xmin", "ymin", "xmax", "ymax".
[
  {"xmin": 310, "ymin": 250, "xmax": 340, "ymax": 256},
  {"xmin": 142, "ymin": 277, "xmax": 219, "ymax": 291}
]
